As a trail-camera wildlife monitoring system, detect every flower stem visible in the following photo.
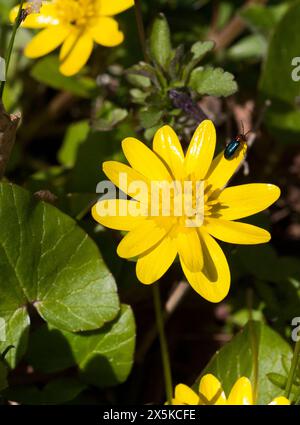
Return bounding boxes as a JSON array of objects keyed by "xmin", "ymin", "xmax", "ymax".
[
  {"xmin": 152, "ymin": 283, "xmax": 173, "ymax": 404},
  {"xmin": 285, "ymin": 339, "xmax": 300, "ymax": 399},
  {"xmin": 133, "ymin": 0, "xmax": 149, "ymax": 62},
  {"xmin": 0, "ymin": 0, "xmax": 25, "ymax": 99}
]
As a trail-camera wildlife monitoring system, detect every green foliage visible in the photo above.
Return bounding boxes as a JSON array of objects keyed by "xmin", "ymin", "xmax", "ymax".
[
  {"xmin": 127, "ymin": 14, "xmax": 237, "ymax": 139},
  {"xmin": 0, "ymin": 182, "xmax": 120, "ymax": 367},
  {"xmin": 189, "ymin": 66, "xmax": 238, "ymax": 97},
  {"xmin": 31, "ymin": 56, "xmax": 98, "ymax": 98},
  {"xmin": 150, "ymin": 14, "xmax": 172, "ymax": 70},
  {"xmin": 240, "ymin": 3, "xmax": 290, "ymax": 36},
  {"xmin": 58, "ymin": 121, "xmax": 90, "ymax": 168},
  {"xmin": 259, "ymin": 0, "xmax": 300, "ymax": 142},
  {"xmin": 227, "ymin": 34, "xmax": 266, "ymax": 62},
  {"xmin": 198, "ymin": 321, "xmax": 292, "ymax": 404},
  {"xmin": 92, "ymin": 101, "xmax": 128, "ymax": 132},
  {"xmin": 27, "ymin": 305, "xmax": 135, "ymax": 388}
]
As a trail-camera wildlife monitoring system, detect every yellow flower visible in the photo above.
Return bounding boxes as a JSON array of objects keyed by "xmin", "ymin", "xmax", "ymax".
[
  {"xmin": 92, "ymin": 120, "xmax": 280, "ymax": 302},
  {"xmin": 172, "ymin": 374, "xmax": 290, "ymax": 405},
  {"xmin": 10, "ymin": 0, "xmax": 134, "ymax": 76}
]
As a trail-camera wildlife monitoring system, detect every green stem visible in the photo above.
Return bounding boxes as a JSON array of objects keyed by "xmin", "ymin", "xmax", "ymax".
[
  {"xmin": 285, "ymin": 339, "xmax": 300, "ymax": 399},
  {"xmin": 152, "ymin": 283, "xmax": 173, "ymax": 404},
  {"xmin": 134, "ymin": 0, "xmax": 149, "ymax": 62},
  {"xmin": 0, "ymin": 0, "xmax": 25, "ymax": 99}
]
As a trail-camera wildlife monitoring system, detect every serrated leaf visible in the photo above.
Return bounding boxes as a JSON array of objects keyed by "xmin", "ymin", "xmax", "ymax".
[
  {"xmin": 27, "ymin": 305, "xmax": 135, "ymax": 388},
  {"xmin": 31, "ymin": 56, "xmax": 97, "ymax": 98},
  {"xmin": 189, "ymin": 66, "xmax": 237, "ymax": 97},
  {"xmin": 197, "ymin": 321, "xmax": 292, "ymax": 404},
  {"xmin": 191, "ymin": 40, "xmax": 214, "ymax": 61},
  {"xmin": 0, "ymin": 183, "xmax": 119, "ymax": 367}
]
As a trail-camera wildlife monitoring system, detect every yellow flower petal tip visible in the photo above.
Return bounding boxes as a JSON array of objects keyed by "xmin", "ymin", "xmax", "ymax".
[
  {"xmin": 92, "ymin": 124, "xmax": 280, "ymax": 303},
  {"xmin": 269, "ymin": 396, "xmax": 290, "ymax": 405},
  {"xmin": 12, "ymin": 0, "xmax": 134, "ymax": 75},
  {"xmin": 171, "ymin": 374, "xmax": 290, "ymax": 405}
]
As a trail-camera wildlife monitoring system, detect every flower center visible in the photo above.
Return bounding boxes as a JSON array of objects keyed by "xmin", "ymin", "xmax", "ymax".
[
  {"xmin": 147, "ymin": 180, "xmax": 207, "ymax": 228},
  {"xmin": 54, "ymin": 0, "xmax": 98, "ymax": 27}
]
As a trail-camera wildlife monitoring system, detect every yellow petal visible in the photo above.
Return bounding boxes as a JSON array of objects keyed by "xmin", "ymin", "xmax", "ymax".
[
  {"xmin": 185, "ymin": 120, "xmax": 216, "ymax": 181},
  {"xmin": 24, "ymin": 25, "xmax": 70, "ymax": 58},
  {"xmin": 136, "ymin": 236, "xmax": 177, "ymax": 284},
  {"xmin": 206, "ymin": 145, "xmax": 246, "ymax": 194},
  {"xmin": 117, "ymin": 218, "xmax": 172, "ymax": 258},
  {"xmin": 205, "ymin": 218, "xmax": 271, "ymax": 244},
  {"xmin": 180, "ymin": 230, "xmax": 230, "ymax": 303},
  {"xmin": 269, "ymin": 396, "xmax": 290, "ymax": 405},
  {"xmin": 59, "ymin": 30, "xmax": 93, "ymax": 76},
  {"xmin": 153, "ymin": 125, "xmax": 185, "ymax": 180},
  {"xmin": 122, "ymin": 137, "xmax": 172, "ymax": 181},
  {"xmin": 89, "ymin": 17, "xmax": 124, "ymax": 47},
  {"xmin": 227, "ymin": 377, "xmax": 253, "ymax": 405},
  {"xmin": 198, "ymin": 374, "xmax": 226, "ymax": 405},
  {"xmin": 174, "ymin": 384, "xmax": 199, "ymax": 405},
  {"xmin": 102, "ymin": 161, "xmax": 150, "ymax": 204},
  {"xmin": 91, "ymin": 199, "xmax": 146, "ymax": 231},
  {"xmin": 10, "ymin": 2, "xmax": 59, "ymax": 28},
  {"xmin": 176, "ymin": 228, "xmax": 203, "ymax": 272},
  {"xmin": 212, "ymin": 184, "xmax": 281, "ymax": 220},
  {"xmin": 97, "ymin": 0, "xmax": 134, "ymax": 16}
]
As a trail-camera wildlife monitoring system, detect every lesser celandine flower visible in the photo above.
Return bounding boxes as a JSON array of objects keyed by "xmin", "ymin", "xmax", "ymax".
[
  {"xmin": 92, "ymin": 120, "xmax": 280, "ymax": 302},
  {"xmin": 172, "ymin": 374, "xmax": 290, "ymax": 405},
  {"xmin": 10, "ymin": 0, "xmax": 134, "ymax": 76}
]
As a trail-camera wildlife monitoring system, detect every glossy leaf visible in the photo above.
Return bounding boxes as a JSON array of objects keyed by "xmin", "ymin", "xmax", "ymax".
[
  {"xmin": 197, "ymin": 321, "xmax": 292, "ymax": 404},
  {"xmin": 0, "ymin": 183, "xmax": 119, "ymax": 367}
]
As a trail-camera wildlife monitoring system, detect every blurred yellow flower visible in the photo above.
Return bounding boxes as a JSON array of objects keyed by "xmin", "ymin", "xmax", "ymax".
[
  {"xmin": 172, "ymin": 374, "xmax": 290, "ymax": 405},
  {"xmin": 10, "ymin": 0, "xmax": 134, "ymax": 76},
  {"xmin": 92, "ymin": 120, "xmax": 280, "ymax": 302}
]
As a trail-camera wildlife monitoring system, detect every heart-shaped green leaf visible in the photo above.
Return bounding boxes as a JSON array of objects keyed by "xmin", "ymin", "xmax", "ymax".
[{"xmin": 0, "ymin": 183, "xmax": 119, "ymax": 367}]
